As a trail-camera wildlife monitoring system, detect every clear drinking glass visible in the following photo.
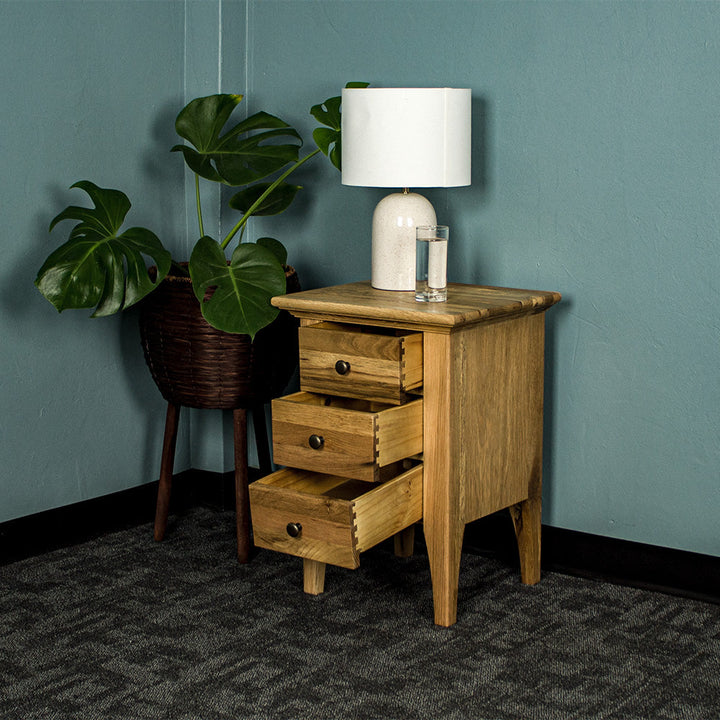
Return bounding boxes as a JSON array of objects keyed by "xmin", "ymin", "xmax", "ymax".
[{"xmin": 415, "ymin": 225, "xmax": 448, "ymax": 302}]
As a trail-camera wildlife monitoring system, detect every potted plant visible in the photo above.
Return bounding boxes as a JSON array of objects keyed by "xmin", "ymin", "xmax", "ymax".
[
  {"xmin": 35, "ymin": 89, "xmax": 350, "ymax": 402},
  {"xmin": 34, "ymin": 87, "xmax": 355, "ymax": 560},
  {"xmin": 35, "ymin": 90, "xmax": 347, "ymax": 331}
]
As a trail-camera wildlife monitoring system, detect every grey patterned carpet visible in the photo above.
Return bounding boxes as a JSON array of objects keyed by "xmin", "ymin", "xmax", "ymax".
[{"xmin": 1, "ymin": 507, "xmax": 719, "ymax": 720}]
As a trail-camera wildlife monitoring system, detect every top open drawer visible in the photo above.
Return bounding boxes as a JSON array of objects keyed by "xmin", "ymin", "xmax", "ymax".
[{"xmin": 298, "ymin": 322, "xmax": 423, "ymax": 405}]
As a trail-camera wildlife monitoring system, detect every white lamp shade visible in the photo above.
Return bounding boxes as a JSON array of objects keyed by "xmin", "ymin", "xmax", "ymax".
[{"xmin": 341, "ymin": 87, "xmax": 471, "ymax": 188}]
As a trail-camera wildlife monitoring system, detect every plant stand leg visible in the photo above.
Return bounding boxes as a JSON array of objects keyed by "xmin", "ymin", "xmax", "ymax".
[
  {"xmin": 234, "ymin": 407, "xmax": 252, "ymax": 564},
  {"xmin": 154, "ymin": 402, "xmax": 181, "ymax": 542},
  {"xmin": 252, "ymin": 404, "xmax": 272, "ymax": 476}
]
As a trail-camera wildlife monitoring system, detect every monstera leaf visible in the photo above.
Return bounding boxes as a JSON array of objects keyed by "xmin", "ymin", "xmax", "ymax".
[
  {"xmin": 311, "ymin": 82, "xmax": 369, "ymax": 170},
  {"xmin": 228, "ymin": 181, "xmax": 302, "ymax": 218},
  {"xmin": 172, "ymin": 94, "xmax": 302, "ymax": 186},
  {"xmin": 311, "ymin": 95, "xmax": 342, "ymax": 170},
  {"xmin": 188, "ymin": 236, "xmax": 287, "ymax": 338},
  {"xmin": 256, "ymin": 237, "xmax": 288, "ymax": 267},
  {"xmin": 35, "ymin": 181, "xmax": 171, "ymax": 316}
]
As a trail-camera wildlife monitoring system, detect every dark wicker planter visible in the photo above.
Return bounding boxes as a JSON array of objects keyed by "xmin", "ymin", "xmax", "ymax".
[{"xmin": 138, "ymin": 266, "xmax": 300, "ymax": 410}]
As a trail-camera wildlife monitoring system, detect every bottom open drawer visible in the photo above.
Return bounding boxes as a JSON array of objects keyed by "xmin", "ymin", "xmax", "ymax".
[{"xmin": 249, "ymin": 463, "xmax": 423, "ymax": 569}]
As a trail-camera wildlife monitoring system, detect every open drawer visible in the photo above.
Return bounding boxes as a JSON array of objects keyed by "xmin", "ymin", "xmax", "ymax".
[
  {"xmin": 298, "ymin": 322, "xmax": 423, "ymax": 404},
  {"xmin": 272, "ymin": 392, "xmax": 423, "ymax": 482},
  {"xmin": 249, "ymin": 464, "xmax": 423, "ymax": 570}
]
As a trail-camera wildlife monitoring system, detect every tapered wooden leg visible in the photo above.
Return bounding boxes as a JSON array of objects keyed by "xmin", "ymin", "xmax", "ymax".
[
  {"xmin": 511, "ymin": 496, "xmax": 542, "ymax": 585},
  {"xmin": 303, "ymin": 559, "xmax": 326, "ymax": 595},
  {"xmin": 424, "ymin": 515, "xmax": 464, "ymax": 627},
  {"xmin": 233, "ymin": 408, "xmax": 251, "ymax": 564},
  {"xmin": 394, "ymin": 525, "xmax": 416, "ymax": 558},
  {"xmin": 154, "ymin": 402, "xmax": 181, "ymax": 542},
  {"xmin": 251, "ymin": 404, "xmax": 272, "ymax": 476},
  {"xmin": 423, "ymin": 332, "xmax": 464, "ymax": 627}
]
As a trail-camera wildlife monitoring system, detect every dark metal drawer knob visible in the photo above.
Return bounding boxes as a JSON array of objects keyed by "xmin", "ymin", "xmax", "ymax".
[
  {"xmin": 286, "ymin": 522, "xmax": 302, "ymax": 538},
  {"xmin": 308, "ymin": 434, "xmax": 324, "ymax": 450},
  {"xmin": 334, "ymin": 360, "xmax": 351, "ymax": 375}
]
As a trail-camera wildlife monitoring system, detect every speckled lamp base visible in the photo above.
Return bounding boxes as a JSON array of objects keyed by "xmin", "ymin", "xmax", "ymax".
[{"xmin": 371, "ymin": 191, "xmax": 437, "ymax": 291}]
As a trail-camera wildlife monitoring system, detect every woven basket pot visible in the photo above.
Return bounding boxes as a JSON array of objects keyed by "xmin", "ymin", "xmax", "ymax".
[{"xmin": 138, "ymin": 266, "xmax": 300, "ymax": 410}]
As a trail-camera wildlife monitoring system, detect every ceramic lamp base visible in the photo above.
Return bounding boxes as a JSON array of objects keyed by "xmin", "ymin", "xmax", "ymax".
[{"xmin": 371, "ymin": 191, "xmax": 436, "ymax": 291}]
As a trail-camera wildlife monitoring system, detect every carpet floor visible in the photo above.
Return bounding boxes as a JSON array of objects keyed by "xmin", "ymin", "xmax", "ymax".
[{"xmin": 1, "ymin": 507, "xmax": 718, "ymax": 719}]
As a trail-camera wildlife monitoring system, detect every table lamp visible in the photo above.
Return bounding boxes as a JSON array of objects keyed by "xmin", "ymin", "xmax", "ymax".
[{"xmin": 341, "ymin": 87, "xmax": 471, "ymax": 291}]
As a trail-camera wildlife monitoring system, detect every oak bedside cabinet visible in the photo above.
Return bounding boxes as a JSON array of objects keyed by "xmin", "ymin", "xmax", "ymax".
[{"xmin": 248, "ymin": 281, "xmax": 561, "ymax": 627}]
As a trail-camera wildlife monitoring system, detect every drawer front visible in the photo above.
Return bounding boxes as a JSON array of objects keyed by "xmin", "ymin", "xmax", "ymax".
[
  {"xmin": 249, "ymin": 465, "xmax": 423, "ymax": 569},
  {"xmin": 298, "ymin": 323, "xmax": 423, "ymax": 404},
  {"xmin": 272, "ymin": 392, "xmax": 423, "ymax": 482}
]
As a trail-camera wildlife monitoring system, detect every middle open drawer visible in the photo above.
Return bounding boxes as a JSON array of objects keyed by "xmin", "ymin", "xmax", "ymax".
[{"xmin": 271, "ymin": 392, "xmax": 423, "ymax": 482}]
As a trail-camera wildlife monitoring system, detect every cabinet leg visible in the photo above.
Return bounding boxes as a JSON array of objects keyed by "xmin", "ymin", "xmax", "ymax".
[
  {"xmin": 423, "ymin": 331, "xmax": 464, "ymax": 627},
  {"xmin": 303, "ymin": 559, "xmax": 326, "ymax": 595},
  {"xmin": 511, "ymin": 497, "xmax": 542, "ymax": 585},
  {"xmin": 424, "ymin": 519, "xmax": 464, "ymax": 627},
  {"xmin": 233, "ymin": 408, "xmax": 251, "ymax": 564},
  {"xmin": 394, "ymin": 524, "xmax": 415, "ymax": 558},
  {"xmin": 154, "ymin": 402, "xmax": 181, "ymax": 542}
]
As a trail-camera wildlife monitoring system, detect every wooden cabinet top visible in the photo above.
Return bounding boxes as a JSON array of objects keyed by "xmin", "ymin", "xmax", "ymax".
[{"xmin": 272, "ymin": 281, "xmax": 561, "ymax": 333}]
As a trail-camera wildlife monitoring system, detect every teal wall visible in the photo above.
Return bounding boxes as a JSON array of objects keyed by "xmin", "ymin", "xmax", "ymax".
[
  {"xmin": 1, "ymin": 1, "xmax": 185, "ymax": 521},
  {"xmin": 2, "ymin": 1, "xmax": 718, "ymax": 558}
]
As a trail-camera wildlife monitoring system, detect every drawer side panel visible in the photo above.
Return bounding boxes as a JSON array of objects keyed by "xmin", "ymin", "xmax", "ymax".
[
  {"xmin": 353, "ymin": 465, "xmax": 423, "ymax": 553},
  {"xmin": 374, "ymin": 400, "xmax": 423, "ymax": 467},
  {"xmin": 400, "ymin": 333, "xmax": 424, "ymax": 390}
]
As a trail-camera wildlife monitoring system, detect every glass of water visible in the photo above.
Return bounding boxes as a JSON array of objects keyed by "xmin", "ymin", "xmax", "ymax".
[{"xmin": 415, "ymin": 225, "xmax": 449, "ymax": 302}]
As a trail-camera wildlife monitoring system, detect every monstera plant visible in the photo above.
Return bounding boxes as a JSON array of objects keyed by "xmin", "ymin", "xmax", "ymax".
[{"xmin": 35, "ymin": 85, "xmax": 361, "ymax": 338}]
